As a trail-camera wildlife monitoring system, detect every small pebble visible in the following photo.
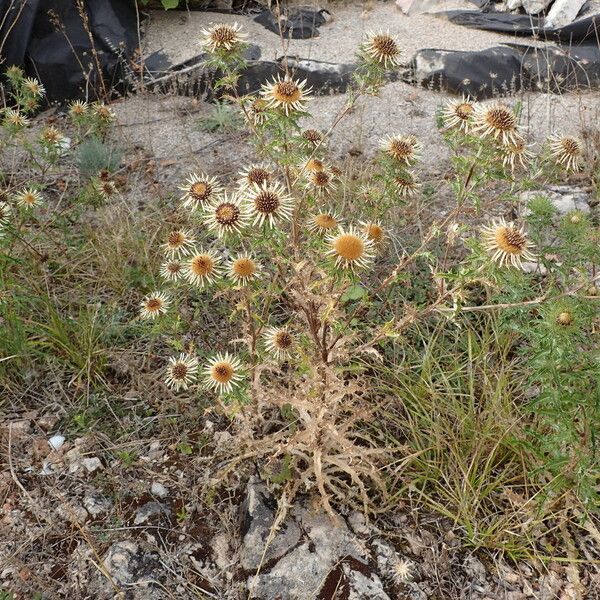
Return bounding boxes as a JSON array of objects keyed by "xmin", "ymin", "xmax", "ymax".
[
  {"xmin": 151, "ymin": 481, "xmax": 168, "ymax": 498},
  {"xmin": 48, "ymin": 434, "xmax": 66, "ymax": 450}
]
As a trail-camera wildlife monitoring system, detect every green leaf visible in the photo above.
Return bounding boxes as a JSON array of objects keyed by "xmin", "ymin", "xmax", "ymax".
[
  {"xmin": 161, "ymin": 0, "xmax": 179, "ymax": 9},
  {"xmin": 341, "ymin": 284, "xmax": 367, "ymax": 302}
]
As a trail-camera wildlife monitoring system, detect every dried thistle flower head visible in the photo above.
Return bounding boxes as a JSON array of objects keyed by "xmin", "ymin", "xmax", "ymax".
[
  {"xmin": 95, "ymin": 178, "xmax": 117, "ymax": 200},
  {"xmin": 204, "ymin": 192, "xmax": 249, "ymax": 237},
  {"xmin": 306, "ymin": 169, "xmax": 337, "ymax": 196},
  {"xmin": 180, "ymin": 173, "xmax": 223, "ymax": 211},
  {"xmin": 203, "ymin": 352, "xmax": 243, "ymax": 394},
  {"xmin": 40, "ymin": 126, "xmax": 64, "ymax": 146},
  {"xmin": 390, "ymin": 558, "xmax": 413, "ymax": 585},
  {"xmin": 302, "ymin": 129, "xmax": 324, "ymax": 146},
  {"xmin": 184, "ymin": 249, "xmax": 222, "ymax": 287},
  {"xmin": 501, "ymin": 135, "xmax": 533, "ymax": 171},
  {"xmin": 238, "ymin": 164, "xmax": 273, "ymax": 190},
  {"xmin": 201, "ymin": 22, "xmax": 246, "ymax": 53},
  {"xmin": 549, "ymin": 135, "xmax": 583, "ymax": 172},
  {"xmin": 247, "ymin": 181, "xmax": 294, "ymax": 228},
  {"xmin": 23, "ymin": 77, "xmax": 45, "ymax": 98},
  {"xmin": 556, "ymin": 311, "xmax": 574, "ymax": 326},
  {"xmin": 481, "ymin": 218, "xmax": 536, "ymax": 269},
  {"xmin": 263, "ymin": 326, "xmax": 295, "ymax": 360},
  {"xmin": 381, "ymin": 134, "xmax": 421, "ymax": 165},
  {"xmin": 301, "ymin": 158, "xmax": 325, "ymax": 173},
  {"xmin": 165, "ymin": 353, "xmax": 199, "ymax": 391},
  {"xmin": 3, "ymin": 108, "xmax": 29, "ymax": 128},
  {"xmin": 363, "ymin": 31, "xmax": 401, "ymax": 68},
  {"xmin": 13, "ymin": 188, "xmax": 43, "ymax": 209},
  {"xmin": 360, "ymin": 220, "xmax": 385, "ymax": 244},
  {"xmin": 140, "ymin": 291, "xmax": 170, "ymax": 320},
  {"xmin": 326, "ymin": 226, "xmax": 375, "ymax": 271},
  {"xmin": 161, "ymin": 229, "xmax": 196, "ymax": 258},
  {"xmin": 69, "ymin": 100, "xmax": 88, "ymax": 117},
  {"xmin": 160, "ymin": 260, "xmax": 184, "ymax": 282},
  {"xmin": 0, "ymin": 200, "xmax": 12, "ymax": 224},
  {"xmin": 441, "ymin": 97, "xmax": 476, "ymax": 132},
  {"xmin": 261, "ymin": 76, "xmax": 312, "ymax": 116},
  {"xmin": 243, "ymin": 97, "xmax": 269, "ymax": 126},
  {"xmin": 393, "ymin": 172, "xmax": 420, "ymax": 198},
  {"xmin": 309, "ymin": 211, "xmax": 342, "ymax": 234},
  {"xmin": 473, "ymin": 103, "xmax": 520, "ymax": 145},
  {"xmin": 92, "ymin": 103, "xmax": 115, "ymax": 122},
  {"xmin": 228, "ymin": 255, "xmax": 260, "ymax": 285}
]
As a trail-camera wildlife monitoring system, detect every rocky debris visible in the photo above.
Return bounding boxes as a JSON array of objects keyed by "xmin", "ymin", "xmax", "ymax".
[
  {"xmin": 150, "ymin": 481, "xmax": 168, "ymax": 498},
  {"xmin": 134, "ymin": 501, "xmax": 171, "ymax": 525},
  {"xmin": 544, "ymin": 0, "xmax": 587, "ymax": 28},
  {"xmin": 240, "ymin": 478, "xmax": 400, "ymax": 599},
  {"xmin": 83, "ymin": 491, "xmax": 112, "ymax": 517},
  {"xmin": 102, "ymin": 541, "xmax": 166, "ymax": 598},
  {"xmin": 522, "ymin": 0, "xmax": 553, "ymax": 14},
  {"xmin": 48, "ymin": 434, "xmax": 65, "ymax": 450},
  {"xmin": 521, "ymin": 186, "xmax": 591, "ymax": 215}
]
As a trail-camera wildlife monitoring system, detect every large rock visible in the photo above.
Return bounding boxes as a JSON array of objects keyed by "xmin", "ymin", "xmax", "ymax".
[
  {"xmin": 520, "ymin": 186, "xmax": 591, "ymax": 215},
  {"xmin": 522, "ymin": 0, "xmax": 553, "ymax": 14},
  {"xmin": 544, "ymin": 0, "xmax": 586, "ymax": 29},
  {"xmin": 240, "ymin": 478, "xmax": 393, "ymax": 600}
]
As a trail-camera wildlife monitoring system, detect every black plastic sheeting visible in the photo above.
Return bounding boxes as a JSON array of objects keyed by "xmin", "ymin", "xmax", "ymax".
[
  {"xmin": 253, "ymin": 7, "xmax": 330, "ymax": 39},
  {"xmin": 410, "ymin": 11, "xmax": 600, "ymax": 98},
  {"xmin": 0, "ymin": 0, "xmax": 138, "ymax": 102}
]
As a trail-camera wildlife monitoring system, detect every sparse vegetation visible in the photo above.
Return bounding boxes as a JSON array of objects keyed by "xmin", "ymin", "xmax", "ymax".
[{"xmin": 1, "ymin": 19, "xmax": 599, "ymax": 600}]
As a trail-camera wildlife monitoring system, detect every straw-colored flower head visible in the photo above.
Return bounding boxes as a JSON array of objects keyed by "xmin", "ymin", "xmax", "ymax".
[
  {"xmin": 69, "ymin": 100, "xmax": 88, "ymax": 117},
  {"xmin": 326, "ymin": 226, "xmax": 375, "ymax": 271},
  {"xmin": 302, "ymin": 129, "xmax": 324, "ymax": 146},
  {"xmin": 263, "ymin": 326, "xmax": 295, "ymax": 360},
  {"xmin": 23, "ymin": 77, "xmax": 45, "ymax": 98},
  {"xmin": 308, "ymin": 211, "xmax": 342, "ymax": 235},
  {"xmin": 165, "ymin": 353, "xmax": 199, "ymax": 391},
  {"xmin": 184, "ymin": 249, "xmax": 222, "ymax": 287},
  {"xmin": 92, "ymin": 103, "xmax": 114, "ymax": 122},
  {"xmin": 140, "ymin": 291, "xmax": 170, "ymax": 320},
  {"xmin": 228, "ymin": 255, "xmax": 260, "ymax": 285},
  {"xmin": 360, "ymin": 220, "xmax": 385, "ymax": 244},
  {"xmin": 201, "ymin": 22, "xmax": 246, "ymax": 53},
  {"xmin": 204, "ymin": 192, "xmax": 249, "ymax": 237},
  {"xmin": 481, "ymin": 218, "xmax": 536, "ymax": 269},
  {"xmin": 302, "ymin": 158, "xmax": 325, "ymax": 173},
  {"xmin": 3, "ymin": 109, "xmax": 29, "ymax": 128},
  {"xmin": 247, "ymin": 181, "xmax": 294, "ymax": 227},
  {"xmin": 161, "ymin": 229, "xmax": 196, "ymax": 258},
  {"xmin": 441, "ymin": 97, "xmax": 476, "ymax": 132},
  {"xmin": 160, "ymin": 260, "xmax": 184, "ymax": 282},
  {"xmin": 381, "ymin": 134, "xmax": 421, "ymax": 165},
  {"xmin": 549, "ymin": 135, "xmax": 584, "ymax": 172},
  {"xmin": 0, "ymin": 200, "xmax": 12, "ymax": 224},
  {"xmin": 203, "ymin": 352, "xmax": 243, "ymax": 394},
  {"xmin": 237, "ymin": 164, "xmax": 273, "ymax": 190},
  {"xmin": 556, "ymin": 311, "xmax": 574, "ymax": 326},
  {"xmin": 501, "ymin": 135, "xmax": 533, "ymax": 171},
  {"xmin": 179, "ymin": 173, "xmax": 223, "ymax": 211},
  {"xmin": 393, "ymin": 172, "xmax": 420, "ymax": 198},
  {"xmin": 363, "ymin": 31, "xmax": 401, "ymax": 68},
  {"xmin": 473, "ymin": 103, "xmax": 520, "ymax": 145},
  {"xmin": 244, "ymin": 97, "xmax": 270, "ymax": 126},
  {"xmin": 97, "ymin": 179, "xmax": 117, "ymax": 200},
  {"xmin": 306, "ymin": 169, "xmax": 337, "ymax": 196},
  {"xmin": 261, "ymin": 76, "xmax": 311, "ymax": 116},
  {"xmin": 13, "ymin": 188, "xmax": 43, "ymax": 209},
  {"xmin": 93, "ymin": 103, "xmax": 114, "ymax": 122},
  {"xmin": 40, "ymin": 126, "xmax": 63, "ymax": 146},
  {"xmin": 391, "ymin": 558, "xmax": 413, "ymax": 585}
]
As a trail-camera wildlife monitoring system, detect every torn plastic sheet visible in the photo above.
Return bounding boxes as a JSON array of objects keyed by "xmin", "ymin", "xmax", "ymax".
[
  {"xmin": 0, "ymin": 0, "xmax": 138, "ymax": 102},
  {"xmin": 253, "ymin": 7, "xmax": 330, "ymax": 39},
  {"xmin": 440, "ymin": 10, "xmax": 600, "ymax": 43},
  {"xmin": 409, "ymin": 42, "xmax": 600, "ymax": 98}
]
